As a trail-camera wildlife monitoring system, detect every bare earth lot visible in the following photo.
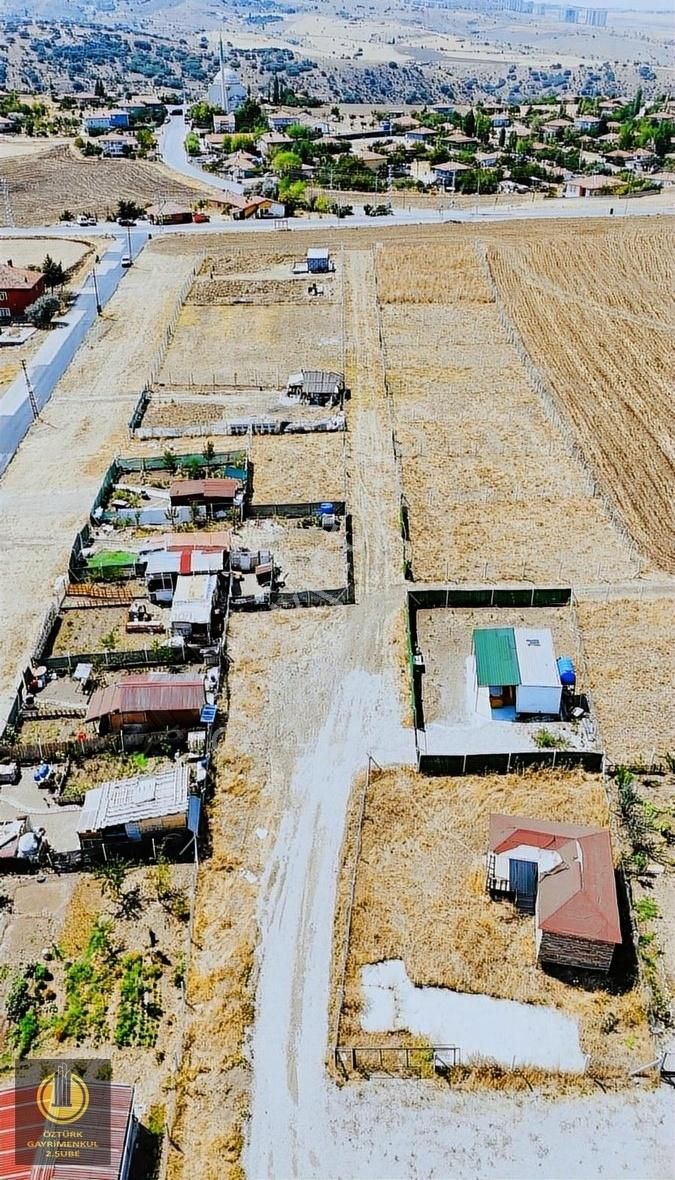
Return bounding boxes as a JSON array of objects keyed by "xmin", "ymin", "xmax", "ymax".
[
  {"xmin": 236, "ymin": 518, "xmax": 346, "ymax": 593},
  {"xmin": 250, "ymin": 432, "xmax": 346, "ymax": 503}
]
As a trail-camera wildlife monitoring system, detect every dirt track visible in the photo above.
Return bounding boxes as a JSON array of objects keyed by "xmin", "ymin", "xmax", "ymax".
[{"xmin": 0, "ymin": 246, "xmax": 194, "ymax": 723}]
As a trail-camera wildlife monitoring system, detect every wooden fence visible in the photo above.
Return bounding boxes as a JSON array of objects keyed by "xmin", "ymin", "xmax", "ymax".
[{"xmin": 335, "ymin": 1044, "xmax": 461, "ymax": 1077}]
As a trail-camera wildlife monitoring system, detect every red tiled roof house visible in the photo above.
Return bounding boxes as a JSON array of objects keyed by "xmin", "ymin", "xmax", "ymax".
[
  {"xmin": 0, "ymin": 262, "xmax": 45, "ymax": 320},
  {"xmin": 487, "ymin": 814, "xmax": 622, "ymax": 973}
]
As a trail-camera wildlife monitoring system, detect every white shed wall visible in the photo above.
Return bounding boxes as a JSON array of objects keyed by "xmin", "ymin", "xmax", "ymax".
[{"xmin": 516, "ymin": 684, "xmax": 562, "ymax": 715}]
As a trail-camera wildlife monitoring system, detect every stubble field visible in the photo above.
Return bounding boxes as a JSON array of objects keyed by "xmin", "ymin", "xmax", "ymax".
[{"xmin": 486, "ymin": 221, "xmax": 675, "ymax": 573}]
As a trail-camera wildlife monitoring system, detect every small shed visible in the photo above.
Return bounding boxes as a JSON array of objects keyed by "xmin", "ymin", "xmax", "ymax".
[
  {"xmin": 86, "ymin": 672, "xmax": 207, "ymax": 733},
  {"xmin": 306, "ymin": 247, "xmax": 331, "ymax": 274},
  {"xmin": 77, "ymin": 764, "xmax": 197, "ymax": 853},
  {"xmin": 169, "ymin": 477, "xmax": 243, "ymax": 509},
  {"xmin": 472, "ymin": 626, "xmax": 562, "ymax": 717},
  {"xmin": 286, "ymin": 369, "xmax": 345, "ymax": 406},
  {"xmin": 170, "ymin": 573, "xmax": 221, "ymax": 643}
]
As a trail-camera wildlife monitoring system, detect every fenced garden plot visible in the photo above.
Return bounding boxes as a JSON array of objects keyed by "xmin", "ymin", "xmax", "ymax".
[
  {"xmin": 331, "ymin": 765, "xmax": 652, "ymax": 1083},
  {"xmin": 136, "ymin": 386, "xmax": 344, "ymax": 437},
  {"xmin": 188, "ymin": 275, "xmax": 339, "ymax": 306},
  {"xmin": 249, "ymin": 432, "xmax": 347, "ymax": 504},
  {"xmin": 48, "ymin": 606, "xmax": 169, "ymax": 658},
  {"xmin": 236, "ymin": 517, "xmax": 347, "ymax": 596}
]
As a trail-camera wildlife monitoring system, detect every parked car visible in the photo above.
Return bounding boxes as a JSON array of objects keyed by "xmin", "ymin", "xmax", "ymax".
[
  {"xmin": 118, "ymin": 217, "xmax": 136, "ymax": 226},
  {"xmin": 121, "ymin": 254, "xmax": 133, "ymax": 268},
  {"xmin": 193, "ymin": 212, "xmax": 210, "ymax": 223}
]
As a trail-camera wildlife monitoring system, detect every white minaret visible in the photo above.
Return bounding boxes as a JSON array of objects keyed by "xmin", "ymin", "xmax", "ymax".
[{"xmin": 219, "ymin": 34, "xmax": 229, "ymax": 114}]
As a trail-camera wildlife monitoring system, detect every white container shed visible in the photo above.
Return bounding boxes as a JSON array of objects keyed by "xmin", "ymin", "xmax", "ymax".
[{"xmin": 514, "ymin": 628, "xmax": 562, "ymax": 716}]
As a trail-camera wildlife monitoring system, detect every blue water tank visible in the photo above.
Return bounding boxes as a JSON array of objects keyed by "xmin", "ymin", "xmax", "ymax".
[
  {"xmin": 557, "ymin": 657, "xmax": 576, "ymax": 687},
  {"xmin": 317, "ymin": 502, "xmax": 334, "ymax": 517}
]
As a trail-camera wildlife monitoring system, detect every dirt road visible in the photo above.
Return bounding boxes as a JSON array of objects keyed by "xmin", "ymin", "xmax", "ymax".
[{"xmin": 0, "ymin": 246, "xmax": 194, "ymax": 723}]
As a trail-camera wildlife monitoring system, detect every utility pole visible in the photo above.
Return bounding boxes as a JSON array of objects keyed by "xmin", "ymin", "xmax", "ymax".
[
  {"xmin": 92, "ymin": 254, "xmax": 102, "ymax": 315},
  {"xmin": 21, "ymin": 360, "xmax": 39, "ymax": 422},
  {"xmin": 0, "ymin": 179, "xmax": 14, "ymax": 228}
]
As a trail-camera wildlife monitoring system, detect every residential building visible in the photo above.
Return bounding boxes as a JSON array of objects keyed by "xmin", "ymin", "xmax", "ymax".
[
  {"xmin": 432, "ymin": 160, "xmax": 471, "ymax": 188},
  {"xmin": 541, "ymin": 119, "xmax": 572, "ymax": 141},
  {"xmin": 306, "ymin": 247, "xmax": 332, "ymax": 274},
  {"xmin": 86, "ymin": 672, "xmax": 208, "ymax": 733},
  {"xmin": 78, "ymin": 763, "xmax": 200, "ymax": 853},
  {"xmin": 475, "ymin": 149, "xmax": 501, "ymax": 168},
  {"xmin": 256, "ymin": 130, "xmax": 293, "ymax": 159},
  {"xmin": 83, "ymin": 109, "xmax": 130, "ymax": 133},
  {"xmin": 0, "ymin": 262, "xmax": 45, "ymax": 320},
  {"xmin": 405, "ymin": 127, "xmax": 437, "ymax": 145},
  {"xmin": 487, "ymin": 814, "xmax": 622, "ymax": 972},
  {"xmin": 213, "ymin": 112, "xmax": 237, "ymax": 134},
  {"xmin": 564, "ymin": 174, "xmax": 621, "ymax": 197},
  {"xmin": 491, "ymin": 113, "xmax": 510, "ymax": 128},
  {"xmin": 98, "ymin": 133, "xmax": 133, "ymax": 158},
  {"xmin": 574, "ymin": 115, "xmax": 602, "ymax": 133},
  {"xmin": 146, "ymin": 201, "xmax": 193, "ymax": 225},
  {"xmin": 222, "ymin": 150, "xmax": 260, "ymax": 178}
]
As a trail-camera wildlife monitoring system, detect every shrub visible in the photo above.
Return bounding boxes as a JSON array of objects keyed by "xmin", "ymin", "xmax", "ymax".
[{"xmin": 26, "ymin": 293, "xmax": 60, "ymax": 327}]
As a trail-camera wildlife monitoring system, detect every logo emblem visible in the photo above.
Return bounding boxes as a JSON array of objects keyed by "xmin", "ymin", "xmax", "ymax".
[{"xmin": 36, "ymin": 1067, "xmax": 89, "ymax": 1126}]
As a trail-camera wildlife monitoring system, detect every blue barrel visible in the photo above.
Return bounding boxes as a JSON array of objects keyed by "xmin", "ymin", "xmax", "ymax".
[
  {"xmin": 317, "ymin": 502, "xmax": 334, "ymax": 517},
  {"xmin": 557, "ymin": 657, "xmax": 576, "ymax": 687}
]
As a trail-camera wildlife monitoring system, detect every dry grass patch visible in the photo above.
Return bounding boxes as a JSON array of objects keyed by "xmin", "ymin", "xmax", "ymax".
[
  {"xmin": 376, "ymin": 242, "xmax": 493, "ymax": 304},
  {"xmin": 577, "ymin": 598, "xmax": 675, "ymax": 765},
  {"xmin": 337, "ymin": 767, "xmax": 652, "ymax": 1078},
  {"xmin": 250, "ymin": 431, "xmax": 346, "ymax": 503}
]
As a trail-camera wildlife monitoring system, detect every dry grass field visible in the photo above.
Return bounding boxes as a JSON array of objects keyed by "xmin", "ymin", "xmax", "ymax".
[
  {"xmin": 160, "ymin": 301, "xmax": 343, "ymax": 388},
  {"xmin": 577, "ymin": 597, "xmax": 675, "ymax": 766},
  {"xmin": 377, "ymin": 242, "xmax": 640, "ymax": 584},
  {"xmin": 250, "ymin": 432, "xmax": 346, "ymax": 502},
  {"xmin": 487, "ymin": 221, "xmax": 675, "ymax": 573},
  {"xmin": 1, "ymin": 145, "xmax": 216, "ymax": 225},
  {"xmin": 336, "ymin": 766, "xmax": 652, "ymax": 1080}
]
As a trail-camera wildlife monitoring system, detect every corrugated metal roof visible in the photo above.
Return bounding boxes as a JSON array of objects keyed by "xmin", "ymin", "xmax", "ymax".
[
  {"xmin": 514, "ymin": 628, "xmax": 560, "ymax": 688},
  {"xmin": 86, "ymin": 673, "xmax": 205, "ymax": 722},
  {"xmin": 0, "ymin": 1082, "xmax": 134, "ymax": 1179},
  {"xmin": 169, "ymin": 478, "xmax": 241, "ymax": 504},
  {"xmin": 301, "ymin": 370, "xmax": 345, "ymax": 396},
  {"xmin": 473, "ymin": 627, "xmax": 520, "ymax": 688},
  {"xmin": 170, "ymin": 574, "xmax": 217, "ymax": 627},
  {"xmin": 78, "ymin": 763, "xmax": 190, "ymax": 834}
]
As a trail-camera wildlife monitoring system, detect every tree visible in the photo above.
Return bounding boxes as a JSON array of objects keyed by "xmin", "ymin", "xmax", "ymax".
[
  {"xmin": 59, "ymin": 209, "xmax": 74, "ymax": 222},
  {"xmin": 271, "ymin": 149, "xmax": 302, "ymax": 178},
  {"xmin": 135, "ymin": 127, "xmax": 156, "ymax": 156},
  {"xmin": 184, "ymin": 131, "xmax": 201, "ymax": 156},
  {"xmin": 116, "ymin": 199, "xmax": 143, "ymax": 220},
  {"xmin": 498, "ymin": 126, "xmax": 506, "ymax": 148},
  {"xmin": 234, "ymin": 97, "xmax": 264, "ymax": 134},
  {"xmin": 94, "ymin": 77, "xmax": 105, "ymax": 99},
  {"xmin": 26, "ymin": 294, "xmax": 60, "ymax": 328},
  {"xmin": 463, "ymin": 109, "xmax": 476, "ymax": 138},
  {"xmin": 42, "ymin": 254, "xmax": 66, "ymax": 290},
  {"xmin": 278, "ymin": 178, "xmax": 306, "ymax": 212},
  {"xmin": 653, "ymin": 119, "xmax": 673, "ymax": 159}
]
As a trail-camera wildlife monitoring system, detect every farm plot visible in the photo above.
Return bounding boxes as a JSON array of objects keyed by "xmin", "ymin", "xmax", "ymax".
[
  {"xmin": 576, "ymin": 597, "xmax": 675, "ymax": 766},
  {"xmin": 140, "ymin": 391, "xmax": 340, "ymax": 433},
  {"xmin": 334, "ymin": 766, "xmax": 651, "ymax": 1080},
  {"xmin": 48, "ymin": 605, "xmax": 169, "ymax": 657},
  {"xmin": 1, "ymin": 145, "xmax": 216, "ymax": 225},
  {"xmin": 377, "ymin": 243, "xmax": 643, "ymax": 585},
  {"xmin": 487, "ymin": 222, "xmax": 675, "ymax": 573},
  {"xmin": 188, "ymin": 275, "xmax": 339, "ymax": 306},
  {"xmin": 235, "ymin": 518, "xmax": 346, "ymax": 593},
  {"xmin": 160, "ymin": 302, "xmax": 343, "ymax": 389},
  {"xmin": 416, "ymin": 604, "xmax": 599, "ymax": 755},
  {"xmin": 249, "ymin": 432, "xmax": 346, "ymax": 503}
]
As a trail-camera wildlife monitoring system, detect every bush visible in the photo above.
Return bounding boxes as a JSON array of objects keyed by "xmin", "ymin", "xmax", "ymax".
[{"xmin": 26, "ymin": 293, "xmax": 60, "ymax": 327}]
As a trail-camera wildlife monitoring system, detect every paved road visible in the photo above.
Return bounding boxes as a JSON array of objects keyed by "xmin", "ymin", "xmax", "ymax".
[{"xmin": 158, "ymin": 111, "xmax": 245, "ymax": 198}]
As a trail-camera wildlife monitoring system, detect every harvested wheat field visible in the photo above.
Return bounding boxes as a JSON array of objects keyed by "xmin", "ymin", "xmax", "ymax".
[
  {"xmin": 577, "ymin": 597, "xmax": 675, "ymax": 766},
  {"xmin": 487, "ymin": 221, "xmax": 675, "ymax": 572},
  {"xmin": 250, "ymin": 432, "xmax": 346, "ymax": 503},
  {"xmin": 336, "ymin": 766, "xmax": 651, "ymax": 1081},
  {"xmin": 161, "ymin": 301, "xmax": 343, "ymax": 389},
  {"xmin": 378, "ymin": 246, "xmax": 640, "ymax": 584},
  {"xmin": 1, "ymin": 145, "xmax": 216, "ymax": 225}
]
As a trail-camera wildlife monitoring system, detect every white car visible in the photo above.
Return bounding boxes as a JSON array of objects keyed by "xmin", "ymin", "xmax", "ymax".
[{"xmin": 121, "ymin": 254, "xmax": 133, "ymax": 268}]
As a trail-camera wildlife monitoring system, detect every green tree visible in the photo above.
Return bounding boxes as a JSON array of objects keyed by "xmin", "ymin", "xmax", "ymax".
[
  {"xmin": 42, "ymin": 254, "xmax": 66, "ymax": 290},
  {"xmin": 653, "ymin": 119, "xmax": 673, "ymax": 158},
  {"xmin": 463, "ymin": 109, "xmax": 476, "ymax": 138},
  {"xmin": 94, "ymin": 78, "xmax": 105, "ymax": 99},
  {"xmin": 278, "ymin": 178, "xmax": 307, "ymax": 211},
  {"xmin": 184, "ymin": 131, "xmax": 201, "ymax": 156},
  {"xmin": 234, "ymin": 97, "xmax": 265, "ymax": 134},
  {"xmin": 271, "ymin": 149, "xmax": 302, "ymax": 177},
  {"xmin": 135, "ymin": 127, "xmax": 156, "ymax": 156}
]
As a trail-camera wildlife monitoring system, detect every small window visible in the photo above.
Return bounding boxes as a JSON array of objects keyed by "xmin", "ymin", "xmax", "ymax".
[
  {"xmin": 0, "ymin": 291, "xmax": 7, "ymax": 300},
  {"xmin": 0, "ymin": 308, "xmax": 10, "ymax": 319}
]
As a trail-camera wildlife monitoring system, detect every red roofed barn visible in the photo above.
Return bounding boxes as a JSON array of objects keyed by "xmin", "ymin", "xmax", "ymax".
[
  {"xmin": 0, "ymin": 262, "xmax": 45, "ymax": 320},
  {"xmin": 86, "ymin": 672, "xmax": 206, "ymax": 733},
  {"xmin": 487, "ymin": 814, "xmax": 622, "ymax": 972}
]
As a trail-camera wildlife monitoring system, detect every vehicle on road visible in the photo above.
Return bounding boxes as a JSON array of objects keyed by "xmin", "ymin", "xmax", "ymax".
[
  {"xmin": 78, "ymin": 214, "xmax": 97, "ymax": 227},
  {"xmin": 193, "ymin": 212, "xmax": 210, "ymax": 223},
  {"xmin": 121, "ymin": 254, "xmax": 133, "ymax": 268},
  {"xmin": 118, "ymin": 217, "xmax": 137, "ymax": 226}
]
